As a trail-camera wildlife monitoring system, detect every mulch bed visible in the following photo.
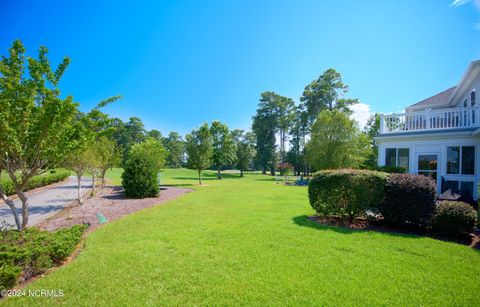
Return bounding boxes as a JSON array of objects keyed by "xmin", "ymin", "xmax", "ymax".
[
  {"xmin": 37, "ymin": 185, "xmax": 192, "ymax": 232},
  {"xmin": 308, "ymin": 216, "xmax": 480, "ymax": 249}
]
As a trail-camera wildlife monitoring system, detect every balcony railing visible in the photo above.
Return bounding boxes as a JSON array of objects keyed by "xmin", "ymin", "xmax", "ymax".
[{"xmin": 379, "ymin": 106, "xmax": 480, "ymax": 134}]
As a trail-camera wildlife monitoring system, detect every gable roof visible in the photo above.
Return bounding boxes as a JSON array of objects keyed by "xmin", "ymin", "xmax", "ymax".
[
  {"xmin": 406, "ymin": 86, "xmax": 456, "ymax": 111},
  {"xmin": 405, "ymin": 60, "xmax": 480, "ymax": 112}
]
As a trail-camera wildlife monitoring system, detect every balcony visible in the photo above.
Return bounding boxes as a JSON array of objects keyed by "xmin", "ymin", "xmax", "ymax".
[{"xmin": 379, "ymin": 106, "xmax": 480, "ymax": 134}]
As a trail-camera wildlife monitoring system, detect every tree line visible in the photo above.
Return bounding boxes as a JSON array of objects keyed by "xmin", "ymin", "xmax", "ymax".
[
  {"xmin": 0, "ymin": 40, "xmax": 380, "ymax": 230},
  {"xmin": 251, "ymin": 68, "xmax": 379, "ymax": 177}
]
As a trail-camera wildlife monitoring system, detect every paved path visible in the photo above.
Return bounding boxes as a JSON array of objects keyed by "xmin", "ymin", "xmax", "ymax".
[{"xmin": 0, "ymin": 176, "xmax": 92, "ymax": 228}]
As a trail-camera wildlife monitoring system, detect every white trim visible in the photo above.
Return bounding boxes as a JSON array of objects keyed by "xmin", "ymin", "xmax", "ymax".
[{"xmin": 448, "ymin": 60, "xmax": 480, "ymax": 106}]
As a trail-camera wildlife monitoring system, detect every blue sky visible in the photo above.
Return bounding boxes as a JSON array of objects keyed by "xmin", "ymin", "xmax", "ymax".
[{"xmin": 1, "ymin": 0, "xmax": 480, "ymax": 134}]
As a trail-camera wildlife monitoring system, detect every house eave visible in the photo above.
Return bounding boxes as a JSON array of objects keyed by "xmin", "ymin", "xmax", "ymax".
[{"xmin": 448, "ymin": 60, "xmax": 480, "ymax": 106}]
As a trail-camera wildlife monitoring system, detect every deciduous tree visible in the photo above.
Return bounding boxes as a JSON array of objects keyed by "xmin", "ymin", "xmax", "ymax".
[
  {"xmin": 185, "ymin": 124, "xmax": 212, "ymax": 185},
  {"xmin": 0, "ymin": 40, "xmax": 80, "ymax": 229},
  {"xmin": 235, "ymin": 131, "xmax": 256, "ymax": 177},
  {"xmin": 164, "ymin": 132, "xmax": 185, "ymax": 168},
  {"xmin": 210, "ymin": 121, "xmax": 236, "ymax": 179},
  {"xmin": 306, "ymin": 110, "xmax": 370, "ymax": 170}
]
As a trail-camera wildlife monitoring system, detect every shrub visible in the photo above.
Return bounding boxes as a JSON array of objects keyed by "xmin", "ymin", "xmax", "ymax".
[
  {"xmin": 122, "ymin": 154, "xmax": 159, "ymax": 198},
  {"xmin": 0, "ymin": 224, "xmax": 87, "ymax": 291},
  {"xmin": 277, "ymin": 162, "xmax": 294, "ymax": 176},
  {"xmin": 0, "ymin": 170, "xmax": 70, "ymax": 196},
  {"xmin": 430, "ymin": 201, "xmax": 477, "ymax": 236},
  {"xmin": 308, "ymin": 169, "xmax": 388, "ymax": 221},
  {"xmin": 380, "ymin": 173, "xmax": 437, "ymax": 229},
  {"xmin": 375, "ymin": 165, "xmax": 406, "ymax": 174}
]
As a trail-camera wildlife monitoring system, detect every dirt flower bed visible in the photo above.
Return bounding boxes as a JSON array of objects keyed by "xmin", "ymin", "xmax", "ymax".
[
  {"xmin": 38, "ymin": 185, "xmax": 192, "ymax": 231},
  {"xmin": 308, "ymin": 215, "xmax": 480, "ymax": 249}
]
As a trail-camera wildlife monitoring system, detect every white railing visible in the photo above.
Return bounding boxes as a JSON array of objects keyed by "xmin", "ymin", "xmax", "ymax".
[{"xmin": 379, "ymin": 106, "xmax": 480, "ymax": 134}]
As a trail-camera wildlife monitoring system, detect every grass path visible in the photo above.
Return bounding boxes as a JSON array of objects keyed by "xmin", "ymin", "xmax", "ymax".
[{"xmin": 4, "ymin": 168, "xmax": 480, "ymax": 306}]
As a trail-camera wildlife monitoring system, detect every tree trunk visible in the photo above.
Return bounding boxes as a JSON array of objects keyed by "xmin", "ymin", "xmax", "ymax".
[
  {"xmin": 16, "ymin": 189, "xmax": 29, "ymax": 229},
  {"xmin": 217, "ymin": 167, "xmax": 222, "ymax": 179},
  {"xmin": 270, "ymin": 164, "xmax": 275, "ymax": 176},
  {"xmin": 240, "ymin": 169, "xmax": 244, "ymax": 177},
  {"xmin": 77, "ymin": 175, "xmax": 83, "ymax": 205},
  {"xmin": 262, "ymin": 167, "xmax": 266, "ymax": 175},
  {"xmin": 101, "ymin": 169, "xmax": 107, "ymax": 186},
  {"xmin": 91, "ymin": 171, "xmax": 96, "ymax": 195},
  {"xmin": 0, "ymin": 190, "xmax": 21, "ymax": 230},
  {"xmin": 198, "ymin": 169, "xmax": 202, "ymax": 185}
]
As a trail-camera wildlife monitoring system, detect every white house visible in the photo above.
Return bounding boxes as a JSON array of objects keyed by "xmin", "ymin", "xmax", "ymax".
[{"xmin": 375, "ymin": 60, "xmax": 480, "ymax": 200}]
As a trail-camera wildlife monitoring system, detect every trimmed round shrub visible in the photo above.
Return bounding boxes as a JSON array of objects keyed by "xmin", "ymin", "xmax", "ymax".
[
  {"xmin": 380, "ymin": 173, "xmax": 437, "ymax": 229},
  {"xmin": 430, "ymin": 201, "xmax": 477, "ymax": 236},
  {"xmin": 122, "ymin": 154, "xmax": 159, "ymax": 198},
  {"xmin": 308, "ymin": 169, "xmax": 388, "ymax": 221}
]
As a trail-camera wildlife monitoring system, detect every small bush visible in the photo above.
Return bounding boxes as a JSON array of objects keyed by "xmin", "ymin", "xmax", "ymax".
[
  {"xmin": 308, "ymin": 169, "xmax": 388, "ymax": 221},
  {"xmin": 380, "ymin": 173, "xmax": 437, "ymax": 229},
  {"xmin": 122, "ymin": 154, "xmax": 159, "ymax": 198},
  {"xmin": 0, "ymin": 170, "xmax": 70, "ymax": 196},
  {"xmin": 0, "ymin": 224, "xmax": 87, "ymax": 291},
  {"xmin": 430, "ymin": 201, "xmax": 477, "ymax": 236}
]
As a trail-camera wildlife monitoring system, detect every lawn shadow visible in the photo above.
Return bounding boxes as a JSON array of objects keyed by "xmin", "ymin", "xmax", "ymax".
[
  {"xmin": 254, "ymin": 177, "xmax": 277, "ymax": 182},
  {"xmin": 292, "ymin": 215, "xmax": 421, "ymax": 239},
  {"xmin": 162, "ymin": 183, "xmax": 196, "ymax": 187},
  {"xmin": 170, "ymin": 172, "xmax": 243, "ymax": 182}
]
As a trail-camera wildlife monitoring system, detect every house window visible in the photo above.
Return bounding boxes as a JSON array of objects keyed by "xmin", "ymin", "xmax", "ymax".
[
  {"xmin": 444, "ymin": 180, "xmax": 474, "ymax": 196},
  {"xmin": 385, "ymin": 148, "xmax": 409, "ymax": 171},
  {"xmin": 462, "ymin": 146, "xmax": 475, "ymax": 175},
  {"xmin": 446, "ymin": 146, "xmax": 475, "ymax": 175},
  {"xmin": 447, "ymin": 147, "xmax": 460, "ymax": 174}
]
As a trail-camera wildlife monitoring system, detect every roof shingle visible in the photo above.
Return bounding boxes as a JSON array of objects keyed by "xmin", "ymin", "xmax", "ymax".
[{"xmin": 408, "ymin": 86, "xmax": 456, "ymax": 110}]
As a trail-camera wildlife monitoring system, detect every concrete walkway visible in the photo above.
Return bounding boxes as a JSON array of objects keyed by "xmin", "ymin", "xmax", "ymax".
[{"xmin": 0, "ymin": 176, "xmax": 92, "ymax": 228}]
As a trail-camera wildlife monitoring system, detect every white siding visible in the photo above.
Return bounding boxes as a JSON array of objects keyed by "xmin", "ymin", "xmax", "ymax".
[{"xmin": 377, "ymin": 135, "xmax": 480, "ymax": 199}]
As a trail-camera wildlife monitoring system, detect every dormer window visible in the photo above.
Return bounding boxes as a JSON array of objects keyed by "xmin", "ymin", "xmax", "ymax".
[
  {"xmin": 471, "ymin": 90, "xmax": 476, "ymax": 106},
  {"xmin": 463, "ymin": 98, "xmax": 468, "ymax": 107}
]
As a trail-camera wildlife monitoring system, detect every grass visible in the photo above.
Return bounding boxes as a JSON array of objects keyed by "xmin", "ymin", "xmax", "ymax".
[{"xmin": 4, "ymin": 168, "xmax": 480, "ymax": 306}]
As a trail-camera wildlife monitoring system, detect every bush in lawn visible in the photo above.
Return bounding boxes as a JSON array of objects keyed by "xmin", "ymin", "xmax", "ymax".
[
  {"xmin": 122, "ymin": 138, "xmax": 166, "ymax": 198},
  {"xmin": 430, "ymin": 201, "xmax": 477, "ymax": 236},
  {"xmin": 277, "ymin": 162, "xmax": 294, "ymax": 176},
  {"xmin": 380, "ymin": 173, "xmax": 437, "ymax": 230},
  {"xmin": 0, "ymin": 224, "xmax": 87, "ymax": 292},
  {"xmin": 122, "ymin": 154, "xmax": 159, "ymax": 198},
  {"xmin": 308, "ymin": 169, "xmax": 388, "ymax": 221}
]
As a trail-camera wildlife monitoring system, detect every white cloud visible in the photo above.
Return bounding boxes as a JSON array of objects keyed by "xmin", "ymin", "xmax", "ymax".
[
  {"xmin": 450, "ymin": 0, "xmax": 472, "ymax": 7},
  {"xmin": 350, "ymin": 103, "xmax": 372, "ymax": 130}
]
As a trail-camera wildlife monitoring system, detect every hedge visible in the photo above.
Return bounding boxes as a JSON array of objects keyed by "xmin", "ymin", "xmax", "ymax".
[
  {"xmin": 380, "ymin": 173, "xmax": 437, "ymax": 230},
  {"xmin": 430, "ymin": 201, "xmax": 477, "ymax": 236},
  {"xmin": 0, "ymin": 224, "xmax": 87, "ymax": 292},
  {"xmin": 308, "ymin": 169, "xmax": 388, "ymax": 221},
  {"xmin": 0, "ymin": 169, "xmax": 70, "ymax": 196}
]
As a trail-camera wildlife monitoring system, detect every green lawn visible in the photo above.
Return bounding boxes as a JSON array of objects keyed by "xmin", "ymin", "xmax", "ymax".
[{"xmin": 4, "ymin": 168, "xmax": 480, "ymax": 306}]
